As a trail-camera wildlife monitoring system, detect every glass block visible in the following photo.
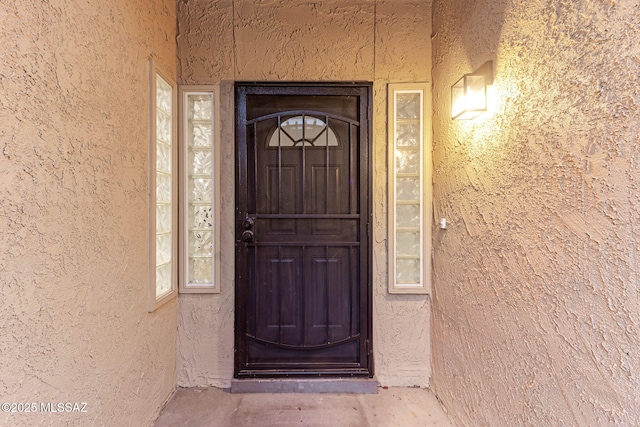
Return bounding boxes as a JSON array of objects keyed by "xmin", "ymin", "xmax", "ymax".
[
  {"xmin": 156, "ymin": 233, "xmax": 172, "ymax": 265},
  {"xmin": 156, "ymin": 142, "xmax": 171, "ymax": 173},
  {"xmin": 189, "ymin": 178, "xmax": 212, "ymax": 202},
  {"xmin": 156, "ymin": 263, "xmax": 172, "ymax": 296},
  {"xmin": 396, "ymin": 231, "xmax": 420, "ymax": 256},
  {"xmin": 190, "ymin": 231, "xmax": 212, "ymax": 257},
  {"xmin": 190, "ymin": 205, "xmax": 213, "ymax": 229},
  {"xmin": 396, "ymin": 177, "xmax": 420, "ymax": 201},
  {"xmin": 396, "ymin": 204, "xmax": 420, "ymax": 228},
  {"xmin": 396, "ymin": 259, "xmax": 421, "ymax": 284},
  {"xmin": 189, "ymin": 258, "xmax": 213, "ymax": 284},
  {"xmin": 156, "ymin": 173, "xmax": 172, "ymax": 203},
  {"xmin": 396, "ymin": 122, "xmax": 420, "ymax": 146},
  {"xmin": 156, "ymin": 204, "xmax": 172, "ymax": 234},
  {"xmin": 397, "ymin": 93, "xmax": 421, "ymax": 119},
  {"xmin": 189, "ymin": 149, "xmax": 213, "ymax": 175},
  {"xmin": 189, "ymin": 95, "xmax": 212, "ymax": 120},
  {"xmin": 156, "ymin": 77, "xmax": 172, "ymax": 113},
  {"xmin": 396, "ymin": 149, "xmax": 419, "ymax": 175},
  {"xmin": 157, "ymin": 111, "xmax": 171, "ymax": 143},
  {"xmin": 189, "ymin": 122, "xmax": 212, "ymax": 147}
]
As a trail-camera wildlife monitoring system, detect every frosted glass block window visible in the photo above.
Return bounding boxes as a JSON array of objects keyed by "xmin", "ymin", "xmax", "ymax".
[
  {"xmin": 388, "ymin": 83, "xmax": 432, "ymax": 294},
  {"xmin": 179, "ymin": 88, "xmax": 220, "ymax": 293},
  {"xmin": 149, "ymin": 62, "xmax": 178, "ymax": 311}
]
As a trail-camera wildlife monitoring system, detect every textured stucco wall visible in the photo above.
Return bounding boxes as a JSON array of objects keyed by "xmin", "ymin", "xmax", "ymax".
[
  {"xmin": 432, "ymin": 0, "xmax": 640, "ymax": 425},
  {"xmin": 176, "ymin": 0, "xmax": 433, "ymax": 388},
  {"xmin": 1, "ymin": 1, "xmax": 178, "ymax": 426}
]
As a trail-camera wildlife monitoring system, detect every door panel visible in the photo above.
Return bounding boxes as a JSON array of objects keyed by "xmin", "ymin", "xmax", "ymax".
[{"xmin": 235, "ymin": 83, "xmax": 372, "ymax": 377}]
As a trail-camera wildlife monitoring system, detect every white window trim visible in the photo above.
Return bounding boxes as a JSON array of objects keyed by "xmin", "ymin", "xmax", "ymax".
[
  {"xmin": 178, "ymin": 85, "xmax": 221, "ymax": 293},
  {"xmin": 388, "ymin": 83, "xmax": 432, "ymax": 294},
  {"xmin": 149, "ymin": 59, "xmax": 178, "ymax": 311}
]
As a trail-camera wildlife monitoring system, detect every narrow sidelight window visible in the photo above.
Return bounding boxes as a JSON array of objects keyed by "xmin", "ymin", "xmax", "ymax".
[
  {"xmin": 179, "ymin": 87, "xmax": 220, "ymax": 293},
  {"xmin": 388, "ymin": 83, "xmax": 432, "ymax": 294},
  {"xmin": 149, "ymin": 61, "xmax": 178, "ymax": 311}
]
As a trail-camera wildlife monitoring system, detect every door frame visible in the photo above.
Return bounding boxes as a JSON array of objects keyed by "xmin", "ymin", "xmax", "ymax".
[{"xmin": 233, "ymin": 82, "xmax": 374, "ymax": 378}]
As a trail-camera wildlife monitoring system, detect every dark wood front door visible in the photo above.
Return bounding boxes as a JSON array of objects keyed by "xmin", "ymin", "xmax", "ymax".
[{"xmin": 235, "ymin": 83, "xmax": 372, "ymax": 378}]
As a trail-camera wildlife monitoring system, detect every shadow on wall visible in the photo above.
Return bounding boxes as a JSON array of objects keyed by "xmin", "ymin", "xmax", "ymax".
[{"xmin": 433, "ymin": 0, "xmax": 507, "ymax": 85}]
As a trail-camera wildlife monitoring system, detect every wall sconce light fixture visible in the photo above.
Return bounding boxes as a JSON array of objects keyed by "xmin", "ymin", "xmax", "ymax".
[{"xmin": 451, "ymin": 61, "xmax": 494, "ymax": 120}]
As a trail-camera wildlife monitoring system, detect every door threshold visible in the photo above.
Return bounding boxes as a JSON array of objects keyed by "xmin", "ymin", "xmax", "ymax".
[{"xmin": 230, "ymin": 378, "xmax": 378, "ymax": 394}]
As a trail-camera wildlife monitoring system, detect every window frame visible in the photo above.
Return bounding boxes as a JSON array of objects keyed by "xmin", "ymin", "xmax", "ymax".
[
  {"xmin": 387, "ymin": 83, "xmax": 432, "ymax": 294},
  {"xmin": 149, "ymin": 60, "xmax": 178, "ymax": 311},
  {"xmin": 178, "ymin": 85, "xmax": 221, "ymax": 293}
]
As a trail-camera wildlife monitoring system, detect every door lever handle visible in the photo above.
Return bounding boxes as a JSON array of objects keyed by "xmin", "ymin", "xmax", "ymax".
[
  {"xmin": 242, "ymin": 217, "xmax": 255, "ymax": 229},
  {"xmin": 241, "ymin": 230, "xmax": 255, "ymax": 242}
]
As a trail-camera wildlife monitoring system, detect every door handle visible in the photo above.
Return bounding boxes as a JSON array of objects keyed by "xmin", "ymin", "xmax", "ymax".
[
  {"xmin": 242, "ymin": 217, "xmax": 254, "ymax": 229},
  {"xmin": 241, "ymin": 217, "xmax": 255, "ymax": 243}
]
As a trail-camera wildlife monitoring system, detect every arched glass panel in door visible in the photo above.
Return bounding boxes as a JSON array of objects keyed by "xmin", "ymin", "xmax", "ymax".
[{"xmin": 268, "ymin": 115, "xmax": 339, "ymax": 147}]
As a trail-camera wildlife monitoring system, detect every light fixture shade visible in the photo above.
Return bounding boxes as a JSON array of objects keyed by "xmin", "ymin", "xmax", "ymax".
[{"xmin": 451, "ymin": 61, "xmax": 493, "ymax": 120}]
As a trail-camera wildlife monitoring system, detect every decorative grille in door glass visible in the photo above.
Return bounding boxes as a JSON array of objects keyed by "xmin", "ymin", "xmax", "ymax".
[{"xmin": 268, "ymin": 116, "xmax": 338, "ymax": 147}]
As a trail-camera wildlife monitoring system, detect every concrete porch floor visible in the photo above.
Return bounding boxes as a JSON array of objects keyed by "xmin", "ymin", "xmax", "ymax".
[{"xmin": 153, "ymin": 386, "xmax": 454, "ymax": 427}]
